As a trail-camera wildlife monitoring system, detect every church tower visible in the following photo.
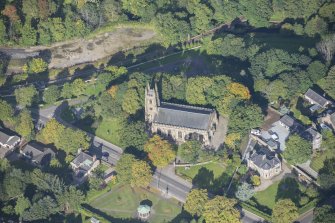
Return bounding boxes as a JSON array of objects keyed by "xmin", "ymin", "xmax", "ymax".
[{"xmin": 145, "ymin": 82, "xmax": 159, "ymax": 124}]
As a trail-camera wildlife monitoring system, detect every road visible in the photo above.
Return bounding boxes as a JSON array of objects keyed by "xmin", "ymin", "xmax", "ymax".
[
  {"xmin": 241, "ymin": 209, "xmax": 264, "ymax": 223},
  {"xmin": 296, "ymin": 209, "xmax": 313, "ymax": 223}
]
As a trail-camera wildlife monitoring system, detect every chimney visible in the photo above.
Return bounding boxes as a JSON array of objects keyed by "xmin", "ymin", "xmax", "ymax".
[
  {"xmin": 77, "ymin": 148, "xmax": 82, "ymax": 154},
  {"xmin": 262, "ymin": 155, "xmax": 266, "ymax": 160},
  {"xmin": 92, "ymin": 154, "xmax": 96, "ymax": 162}
]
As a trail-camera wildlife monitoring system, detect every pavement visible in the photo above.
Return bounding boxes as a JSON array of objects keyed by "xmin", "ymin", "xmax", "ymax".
[
  {"xmin": 241, "ymin": 209, "xmax": 264, "ymax": 223},
  {"xmin": 296, "ymin": 209, "xmax": 314, "ymax": 223}
]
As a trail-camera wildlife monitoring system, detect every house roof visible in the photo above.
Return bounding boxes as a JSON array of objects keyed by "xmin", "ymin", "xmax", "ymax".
[
  {"xmin": 331, "ymin": 112, "xmax": 335, "ymax": 126},
  {"xmin": 22, "ymin": 143, "xmax": 55, "ymax": 165},
  {"xmin": 250, "ymin": 145, "xmax": 280, "ymax": 170},
  {"xmin": 305, "ymin": 89, "xmax": 330, "ymax": 107},
  {"xmin": 302, "ymin": 127, "xmax": 321, "ymax": 141},
  {"xmin": 279, "ymin": 115, "xmax": 295, "ymax": 128},
  {"xmin": 72, "ymin": 152, "xmax": 95, "ymax": 171},
  {"xmin": 0, "ymin": 130, "xmax": 20, "ymax": 147},
  {"xmin": 153, "ymin": 102, "xmax": 214, "ymax": 130}
]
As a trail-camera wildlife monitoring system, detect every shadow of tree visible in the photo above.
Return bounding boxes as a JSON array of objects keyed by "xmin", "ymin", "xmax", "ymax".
[
  {"xmin": 192, "ymin": 167, "xmax": 214, "ymax": 190},
  {"xmin": 275, "ymin": 177, "xmax": 301, "ymax": 206},
  {"xmin": 81, "ymin": 204, "xmax": 142, "ymax": 223}
]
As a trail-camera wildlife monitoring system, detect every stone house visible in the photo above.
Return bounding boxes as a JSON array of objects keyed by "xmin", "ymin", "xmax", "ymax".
[
  {"xmin": 304, "ymin": 88, "xmax": 332, "ymax": 110},
  {"xmin": 247, "ymin": 137, "xmax": 282, "ymax": 179},
  {"xmin": 145, "ymin": 83, "xmax": 219, "ymax": 146},
  {"xmin": 301, "ymin": 127, "xmax": 322, "ymax": 150},
  {"xmin": 21, "ymin": 143, "xmax": 55, "ymax": 167},
  {"xmin": 70, "ymin": 151, "xmax": 100, "ymax": 184},
  {"xmin": 0, "ymin": 130, "xmax": 21, "ymax": 158}
]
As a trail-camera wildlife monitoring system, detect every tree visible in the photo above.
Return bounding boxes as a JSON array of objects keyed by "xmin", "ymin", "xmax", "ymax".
[
  {"xmin": 22, "ymin": 196, "xmax": 59, "ymax": 221},
  {"xmin": 319, "ymin": 158, "xmax": 335, "ymax": 190},
  {"xmin": 314, "ymin": 205, "xmax": 335, "ymax": 223},
  {"xmin": 318, "ymin": 66, "xmax": 335, "ymax": 99},
  {"xmin": 321, "ymin": 130, "xmax": 335, "ymax": 151},
  {"xmin": 144, "ymin": 135, "xmax": 175, "ymax": 168},
  {"xmin": 131, "ymin": 160, "xmax": 152, "ymax": 187},
  {"xmin": 20, "ymin": 22, "xmax": 37, "ymax": 46},
  {"xmin": 16, "ymin": 110, "xmax": 34, "ymax": 140},
  {"xmin": 15, "ymin": 86, "xmax": 38, "ymax": 107},
  {"xmin": 61, "ymin": 83, "xmax": 73, "ymax": 99},
  {"xmin": 240, "ymin": 0, "xmax": 272, "ymax": 27},
  {"xmin": 178, "ymin": 141, "xmax": 201, "ymax": 163},
  {"xmin": 186, "ymin": 77, "xmax": 213, "ymax": 105},
  {"xmin": 15, "ymin": 196, "xmax": 31, "ymax": 217},
  {"xmin": 122, "ymin": 88, "xmax": 141, "ymax": 115},
  {"xmin": 319, "ymin": 3, "xmax": 335, "ymax": 22},
  {"xmin": 71, "ymin": 79, "xmax": 86, "ymax": 97},
  {"xmin": 272, "ymin": 199, "xmax": 298, "ymax": 223},
  {"xmin": 229, "ymin": 103, "xmax": 263, "ymax": 133},
  {"xmin": 119, "ymin": 121, "xmax": 148, "ymax": 150},
  {"xmin": 203, "ymin": 196, "xmax": 240, "ymax": 223},
  {"xmin": 43, "ymin": 85, "xmax": 60, "ymax": 104},
  {"xmin": 0, "ymin": 99, "xmax": 13, "ymax": 122},
  {"xmin": 251, "ymin": 175, "xmax": 261, "ymax": 186},
  {"xmin": 307, "ymin": 61, "xmax": 327, "ymax": 83},
  {"xmin": 225, "ymin": 133, "xmax": 241, "ymax": 150},
  {"xmin": 162, "ymin": 74, "xmax": 186, "ymax": 101},
  {"xmin": 235, "ymin": 183, "xmax": 254, "ymax": 201},
  {"xmin": 56, "ymin": 186, "xmax": 84, "ymax": 213},
  {"xmin": 227, "ymin": 82, "xmax": 251, "ymax": 100},
  {"xmin": 283, "ymin": 134, "xmax": 312, "ymax": 165},
  {"xmin": 121, "ymin": 0, "xmax": 151, "ymax": 17},
  {"xmin": 184, "ymin": 189, "xmax": 208, "ymax": 216},
  {"xmin": 115, "ymin": 154, "xmax": 136, "ymax": 184},
  {"xmin": 2, "ymin": 5, "xmax": 20, "ymax": 22},
  {"xmin": 304, "ymin": 16, "xmax": 328, "ymax": 37},
  {"xmin": 27, "ymin": 58, "xmax": 48, "ymax": 74},
  {"xmin": 0, "ymin": 19, "xmax": 7, "ymax": 44},
  {"xmin": 204, "ymin": 34, "xmax": 248, "ymax": 60}
]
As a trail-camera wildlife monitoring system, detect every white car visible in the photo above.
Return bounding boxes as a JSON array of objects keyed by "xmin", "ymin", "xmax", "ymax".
[
  {"xmin": 251, "ymin": 129, "xmax": 261, "ymax": 136},
  {"xmin": 270, "ymin": 133, "xmax": 279, "ymax": 141}
]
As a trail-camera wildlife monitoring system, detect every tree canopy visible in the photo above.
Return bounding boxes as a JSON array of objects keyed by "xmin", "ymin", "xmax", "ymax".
[
  {"xmin": 144, "ymin": 135, "xmax": 175, "ymax": 168},
  {"xmin": 283, "ymin": 134, "xmax": 312, "ymax": 165},
  {"xmin": 272, "ymin": 199, "xmax": 299, "ymax": 223}
]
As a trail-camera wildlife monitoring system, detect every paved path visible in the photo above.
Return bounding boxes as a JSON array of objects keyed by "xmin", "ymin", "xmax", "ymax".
[{"xmin": 241, "ymin": 209, "xmax": 264, "ymax": 223}]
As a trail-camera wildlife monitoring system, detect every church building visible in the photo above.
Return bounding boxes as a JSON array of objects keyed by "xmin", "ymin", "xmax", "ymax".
[{"xmin": 145, "ymin": 83, "xmax": 219, "ymax": 146}]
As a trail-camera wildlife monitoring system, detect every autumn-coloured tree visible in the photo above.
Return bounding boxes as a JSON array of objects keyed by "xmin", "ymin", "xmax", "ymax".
[
  {"xmin": 107, "ymin": 85, "xmax": 118, "ymax": 99},
  {"xmin": 2, "ymin": 5, "xmax": 20, "ymax": 22},
  {"xmin": 272, "ymin": 199, "xmax": 298, "ymax": 223},
  {"xmin": 144, "ymin": 135, "xmax": 175, "ymax": 168},
  {"xmin": 184, "ymin": 189, "xmax": 208, "ymax": 216},
  {"xmin": 225, "ymin": 133, "xmax": 241, "ymax": 149},
  {"xmin": 131, "ymin": 160, "xmax": 152, "ymax": 187},
  {"xmin": 203, "ymin": 196, "xmax": 240, "ymax": 223},
  {"xmin": 227, "ymin": 82, "xmax": 251, "ymax": 100}
]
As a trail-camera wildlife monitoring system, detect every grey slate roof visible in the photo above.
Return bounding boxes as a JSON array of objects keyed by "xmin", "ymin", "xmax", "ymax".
[
  {"xmin": 153, "ymin": 102, "xmax": 214, "ymax": 130},
  {"xmin": 331, "ymin": 112, "xmax": 335, "ymax": 126},
  {"xmin": 0, "ymin": 130, "xmax": 20, "ymax": 147},
  {"xmin": 22, "ymin": 143, "xmax": 55, "ymax": 165},
  {"xmin": 250, "ymin": 145, "xmax": 280, "ymax": 170},
  {"xmin": 72, "ymin": 152, "xmax": 95, "ymax": 171},
  {"xmin": 302, "ymin": 127, "xmax": 321, "ymax": 141},
  {"xmin": 305, "ymin": 89, "xmax": 330, "ymax": 107},
  {"xmin": 279, "ymin": 115, "xmax": 295, "ymax": 128}
]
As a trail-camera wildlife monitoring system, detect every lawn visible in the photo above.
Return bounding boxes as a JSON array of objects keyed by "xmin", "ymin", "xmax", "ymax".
[
  {"xmin": 95, "ymin": 117, "xmax": 123, "ymax": 147},
  {"xmin": 176, "ymin": 161, "xmax": 225, "ymax": 180},
  {"xmin": 250, "ymin": 177, "xmax": 316, "ymax": 216},
  {"xmin": 311, "ymin": 149, "xmax": 335, "ymax": 172},
  {"xmin": 89, "ymin": 184, "xmax": 182, "ymax": 222}
]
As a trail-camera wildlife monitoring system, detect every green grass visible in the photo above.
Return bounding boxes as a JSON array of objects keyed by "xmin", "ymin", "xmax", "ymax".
[
  {"xmin": 89, "ymin": 184, "xmax": 182, "ymax": 222},
  {"xmin": 95, "ymin": 117, "xmax": 123, "ymax": 147},
  {"xmin": 253, "ymin": 181, "xmax": 280, "ymax": 210},
  {"xmin": 311, "ymin": 149, "xmax": 335, "ymax": 172},
  {"xmin": 176, "ymin": 162, "xmax": 225, "ymax": 180}
]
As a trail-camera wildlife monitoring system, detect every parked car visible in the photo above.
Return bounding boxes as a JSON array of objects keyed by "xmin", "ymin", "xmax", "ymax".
[{"xmin": 251, "ymin": 129, "xmax": 261, "ymax": 136}]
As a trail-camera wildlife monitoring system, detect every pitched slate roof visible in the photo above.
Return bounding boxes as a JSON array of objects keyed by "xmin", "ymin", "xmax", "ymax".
[
  {"xmin": 0, "ymin": 130, "xmax": 20, "ymax": 147},
  {"xmin": 22, "ymin": 143, "xmax": 55, "ymax": 165},
  {"xmin": 250, "ymin": 146, "xmax": 280, "ymax": 170},
  {"xmin": 302, "ymin": 127, "xmax": 321, "ymax": 141},
  {"xmin": 153, "ymin": 102, "xmax": 214, "ymax": 130},
  {"xmin": 279, "ymin": 115, "xmax": 295, "ymax": 128},
  {"xmin": 72, "ymin": 152, "xmax": 95, "ymax": 171},
  {"xmin": 305, "ymin": 89, "xmax": 330, "ymax": 107}
]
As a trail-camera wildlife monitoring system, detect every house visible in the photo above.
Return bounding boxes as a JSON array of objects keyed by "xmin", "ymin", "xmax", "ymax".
[
  {"xmin": 279, "ymin": 115, "xmax": 296, "ymax": 130},
  {"xmin": 70, "ymin": 151, "xmax": 100, "ymax": 184},
  {"xmin": 0, "ymin": 130, "xmax": 21, "ymax": 158},
  {"xmin": 21, "ymin": 143, "xmax": 55, "ymax": 167},
  {"xmin": 145, "ymin": 83, "xmax": 219, "ymax": 146},
  {"xmin": 301, "ymin": 127, "xmax": 322, "ymax": 150},
  {"xmin": 318, "ymin": 110, "xmax": 335, "ymax": 131},
  {"xmin": 304, "ymin": 89, "xmax": 332, "ymax": 110},
  {"xmin": 247, "ymin": 139, "xmax": 282, "ymax": 179}
]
